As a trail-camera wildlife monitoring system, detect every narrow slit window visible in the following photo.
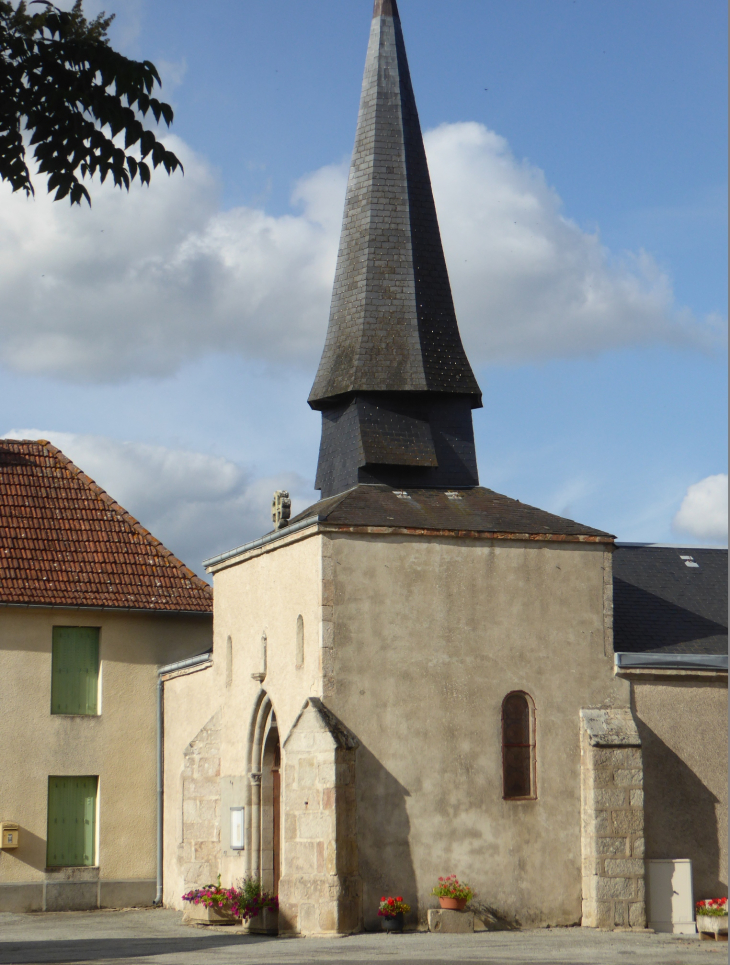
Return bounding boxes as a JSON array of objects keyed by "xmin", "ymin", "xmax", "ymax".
[
  {"xmin": 296, "ymin": 615, "xmax": 304, "ymax": 669},
  {"xmin": 502, "ymin": 692, "xmax": 536, "ymax": 800}
]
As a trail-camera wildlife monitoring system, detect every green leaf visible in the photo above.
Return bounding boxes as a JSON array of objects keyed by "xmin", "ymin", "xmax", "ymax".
[{"xmin": 1, "ymin": 0, "xmax": 183, "ymax": 205}]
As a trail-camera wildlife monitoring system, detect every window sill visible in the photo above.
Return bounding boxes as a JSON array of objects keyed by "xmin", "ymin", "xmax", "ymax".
[
  {"xmin": 44, "ymin": 866, "xmax": 99, "ymax": 880},
  {"xmin": 50, "ymin": 713, "xmax": 101, "ymax": 718}
]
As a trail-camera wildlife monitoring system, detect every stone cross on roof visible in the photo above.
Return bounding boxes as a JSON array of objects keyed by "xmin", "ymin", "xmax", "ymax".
[{"xmin": 309, "ymin": 0, "xmax": 482, "ymax": 498}]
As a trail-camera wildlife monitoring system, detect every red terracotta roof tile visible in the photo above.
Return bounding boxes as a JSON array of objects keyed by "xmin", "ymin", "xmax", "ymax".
[{"xmin": 0, "ymin": 440, "xmax": 213, "ymax": 612}]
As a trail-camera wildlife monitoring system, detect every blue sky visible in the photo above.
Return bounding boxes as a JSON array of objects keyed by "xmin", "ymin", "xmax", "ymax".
[{"xmin": 1, "ymin": 0, "xmax": 727, "ymax": 574}]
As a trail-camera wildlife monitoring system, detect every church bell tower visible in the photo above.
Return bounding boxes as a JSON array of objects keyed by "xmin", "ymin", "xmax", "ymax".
[{"xmin": 309, "ymin": 0, "xmax": 483, "ymax": 499}]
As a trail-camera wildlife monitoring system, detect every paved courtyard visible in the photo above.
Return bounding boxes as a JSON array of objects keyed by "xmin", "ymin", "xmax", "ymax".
[{"xmin": 0, "ymin": 909, "xmax": 726, "ymax": 965}]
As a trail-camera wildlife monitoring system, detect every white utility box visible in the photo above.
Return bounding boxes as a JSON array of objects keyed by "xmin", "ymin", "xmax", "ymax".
[{"xmin": 646, "ymin": 858, "xmax": 696, "ymax": 933}]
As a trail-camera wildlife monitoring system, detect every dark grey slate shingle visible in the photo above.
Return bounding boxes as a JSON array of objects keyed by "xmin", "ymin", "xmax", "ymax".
[
  {"xmin": 613, "ymin": 545, "xmax": 728, "ymax": 655},
  {"xmin": 289, "ymin": 484, "xmax": 613, "ymax": 539},
  {"xmin": 308, "ymin": 0, "xmax": 481, "ymax": 407}
]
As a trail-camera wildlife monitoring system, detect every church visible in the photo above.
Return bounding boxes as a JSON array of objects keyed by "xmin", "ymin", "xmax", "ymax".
[{"xmin": 161, "ymin": 0, "xmax": 727, "ymax": 935}]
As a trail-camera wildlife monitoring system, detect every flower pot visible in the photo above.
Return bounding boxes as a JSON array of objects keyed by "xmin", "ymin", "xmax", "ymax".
[
  {"xmin": 183, "ymin": 903, "xmax": 239, "ymax": 926},
  {"xmin": 438, "ymin": 897, "xmax": 467, "ymax": 911},
  {"xmin": 381, "ymin": 912, "xmax": 404, "ymax": 932},
  {"xmin": 247, "ymin": 907, "xmax": 279, "ymax": 935},
  {"xmin": 697, "ymin": 915, "xmax": 728, "ymax": 941}
]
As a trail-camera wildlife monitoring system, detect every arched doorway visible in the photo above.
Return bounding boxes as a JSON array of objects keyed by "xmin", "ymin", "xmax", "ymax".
[
  {"xmin": 247, "ymin": 691, "xmax": 281, "ymax": 894},
  {"xmin": 261, "ymin": 719, "xmax": 281, "ymax": 892}
]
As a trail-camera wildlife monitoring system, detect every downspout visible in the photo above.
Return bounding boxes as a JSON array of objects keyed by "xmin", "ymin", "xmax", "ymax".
[
  {"xmin": 154, "ymin": 652, "xmax": 213, "ymax": 907},
  {"xmin": 154, "ymin": 674, "xmax": 164, "ymax": 906}
]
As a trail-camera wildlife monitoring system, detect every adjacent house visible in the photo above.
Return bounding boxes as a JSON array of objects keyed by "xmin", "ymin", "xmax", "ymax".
[{"xmin": 0, "ymin": 439, "xmax": 213, "ymax": 912}]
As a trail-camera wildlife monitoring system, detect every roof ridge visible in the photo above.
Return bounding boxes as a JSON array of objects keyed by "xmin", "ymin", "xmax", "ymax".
[{"xmin": 37, "ymin": 440, "xmax": 212, "ymax": 597}]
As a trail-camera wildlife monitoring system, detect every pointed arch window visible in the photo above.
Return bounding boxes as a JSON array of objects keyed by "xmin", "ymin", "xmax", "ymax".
[{"xmin": 502, "ymin": 692, "xmax": 536, "ymax": 800}]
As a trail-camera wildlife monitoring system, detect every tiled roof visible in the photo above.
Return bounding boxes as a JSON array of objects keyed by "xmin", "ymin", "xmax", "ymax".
[
  {"xmin": 0, "ymin": 439, "xmax": 213, "ymax": 612},
  {"xmin": 613, "ymin": 545, "xmax": 727, "ymax": 655},
  {"xmin": 288, "ymin": 484, "xmax": 613, "ymax": 540}
]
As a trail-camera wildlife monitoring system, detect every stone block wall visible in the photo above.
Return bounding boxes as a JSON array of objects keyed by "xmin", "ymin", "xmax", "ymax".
[
  {"xmin": 278, "ymin": 699, "xmax": 361, "ymax": 935},
  {"xmin": 580, "ymin": 709, "xmax": 646, "ymax": 929},
  {"xmin": 179, "ymin": 711, "xmax": 222, "ymax": 891}
]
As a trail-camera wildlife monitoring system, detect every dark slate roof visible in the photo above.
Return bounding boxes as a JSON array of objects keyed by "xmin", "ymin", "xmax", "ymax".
[
  {"xmin": 0, "ymin": 439, "xmax": 213, "ymax": 612},
  {"xmin": 308, "ymin": 0, "xmax": 481, "ymax": 407},
  {"xmin": 288, "ymin": 484, "xmax": 613, "ymax": 540},
  {"xmin": 613, "ymin": 545, "xmax": 728, "ymax": 655}
]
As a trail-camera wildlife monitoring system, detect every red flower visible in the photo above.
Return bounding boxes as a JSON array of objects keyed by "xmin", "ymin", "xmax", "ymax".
[
  {"xmin": 396, "ymin": 896, "xmax": 402, "ymax": 902},
  {"xmin": 388, "ymin": 898, "xmax": 395, "ymax": 906}
]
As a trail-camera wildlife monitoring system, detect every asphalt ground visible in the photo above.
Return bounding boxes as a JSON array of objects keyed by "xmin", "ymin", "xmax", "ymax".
[{"xmin": 0, "ymin": 908, "xmax": 726, "ymax": 965}]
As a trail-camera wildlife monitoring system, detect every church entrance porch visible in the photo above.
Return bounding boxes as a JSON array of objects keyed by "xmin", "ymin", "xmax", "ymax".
[{"xmin": 278, "ymin": 699, "xmax": 362, "ymax": 936}]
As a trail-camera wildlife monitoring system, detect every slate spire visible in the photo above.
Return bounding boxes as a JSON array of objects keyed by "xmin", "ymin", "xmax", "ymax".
[{"xmin": 310, "ymin": 0, "xmax": 482, "ymax": 498}]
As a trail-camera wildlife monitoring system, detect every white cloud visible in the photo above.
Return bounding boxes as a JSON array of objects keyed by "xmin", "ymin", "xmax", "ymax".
[
  {"xmin": 673, "ymin": 474, "xmax": 728, "ymax": 542},
  {"xmin": 3, "ymin": 429, "xmax": 316, "ymax": 577},
  {"xmin": 427, "ymin": 123, "xmax": 724, "ymax": 362},
  {"xmin": 0, "ymin": 124, "xmax": 723, "ymax": 382}
]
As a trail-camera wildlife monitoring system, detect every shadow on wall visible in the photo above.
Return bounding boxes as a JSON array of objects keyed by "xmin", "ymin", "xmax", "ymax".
[
  {"xmin": 467, "ymin": 899, "xmax": 521, "ymax": 931},
  {"xmin": 355, "ymin": 742, "xmax": 417, "ymax": 931},
  {"xmin": 635, "ymin": 716, "xmax": 724, "ymax": 899},
  {"xmin": 6, "ymin": 826, "xmax": 47, "ymax": 872}
]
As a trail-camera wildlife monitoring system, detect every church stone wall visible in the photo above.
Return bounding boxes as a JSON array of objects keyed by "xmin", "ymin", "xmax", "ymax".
[
  {"xmin": 322, "ymin": 532, "xmax": 627, "ymax": 929},
  {"xmin": 179, "ymin": 712, "xmax": 222, "ymax": 894},
  {"xmin": 162, "ymin": 659, "xmax": 220, "ymax": 909},
  {"xmin": 632, "ymin": 677, "xmax": 728, "ymax": 902},
  {"xmin": 162, "ymin": 530, "xmax": 326, "ymax": 911},
  {"xmin": 278, "ymin": 700, "xmax": 361, "ymax": 936},
  {"xmin": 579, "ymin": 708, "xmax": 646, "ymax": 929}
]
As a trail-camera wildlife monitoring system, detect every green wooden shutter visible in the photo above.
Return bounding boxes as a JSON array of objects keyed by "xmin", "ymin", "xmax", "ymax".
[
  {"xmin": 47, "ymin": 776, "xmax": 98, "ymax": 867},
  {"xmin": 51, "ymin": 627, "xmax": 100, "ymax": 715}
]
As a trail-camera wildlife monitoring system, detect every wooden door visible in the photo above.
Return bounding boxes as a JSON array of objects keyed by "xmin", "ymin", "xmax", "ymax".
[{"xmin": 272, "ymin": 766, "xmax": 281, "ymax": 892}]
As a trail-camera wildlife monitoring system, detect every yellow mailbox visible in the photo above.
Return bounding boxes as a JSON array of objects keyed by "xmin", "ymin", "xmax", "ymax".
[{"xmin": 0, "ymin": 823, "xmax": 19, "ymax": 848}]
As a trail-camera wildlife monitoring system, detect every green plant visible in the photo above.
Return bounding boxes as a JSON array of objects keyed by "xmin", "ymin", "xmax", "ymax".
[
  {"xmin": 696, "ymin": 898, "xmax": 728, "ymax": 918},
  {"xmin": 182, "ymin": 874, "xmax": 236, "ymax": 911},
  {"xmin": 431, "ymin": 875, "xmax": 474, "ymax": 903},
  {"xmin": 234, "ymin": 876, "xmax": 278, "ymax": 920},
  {"xmin": 378, "ymin": 895, "xmax": 411, "ymax": 917},
  {"xmin": 182, "ymin": 874, "xmax": 278, "ymax": 921},
  {"xmin": 1, "ymin": 0, "xmax": 182, "ymax": 204}
]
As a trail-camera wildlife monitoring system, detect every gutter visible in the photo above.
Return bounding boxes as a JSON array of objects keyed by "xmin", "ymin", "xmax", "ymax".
[
  {"xmin": 154, "ymin": 652, "xmax": 213, "ymax": 906},
  {"xmin": 0, "ymin": 602, "xmax": 211, "ymax": 616},
  {"xmin": 203, "ymin": 516, "xmax": 320, "ymax": 571},
  {"xmin": 615, "ymin": 652, "xmax": 728, "ymax": 672}
]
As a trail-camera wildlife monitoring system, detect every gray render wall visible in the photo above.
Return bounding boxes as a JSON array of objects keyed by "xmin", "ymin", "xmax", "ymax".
[{"xmin": 323, "ymin": 533, "xmax": 627, "ymax": 929}]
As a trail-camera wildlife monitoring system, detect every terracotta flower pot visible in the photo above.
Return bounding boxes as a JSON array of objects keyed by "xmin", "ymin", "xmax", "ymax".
[{"xmin": 438, "ymin": 896, "xmax": 468, "ymax": 911}]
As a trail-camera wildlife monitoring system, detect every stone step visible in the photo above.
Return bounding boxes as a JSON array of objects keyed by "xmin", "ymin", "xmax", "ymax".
[{"xmin": 427, "ymin": 909, "xmax": 474, "ymax": 933}]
